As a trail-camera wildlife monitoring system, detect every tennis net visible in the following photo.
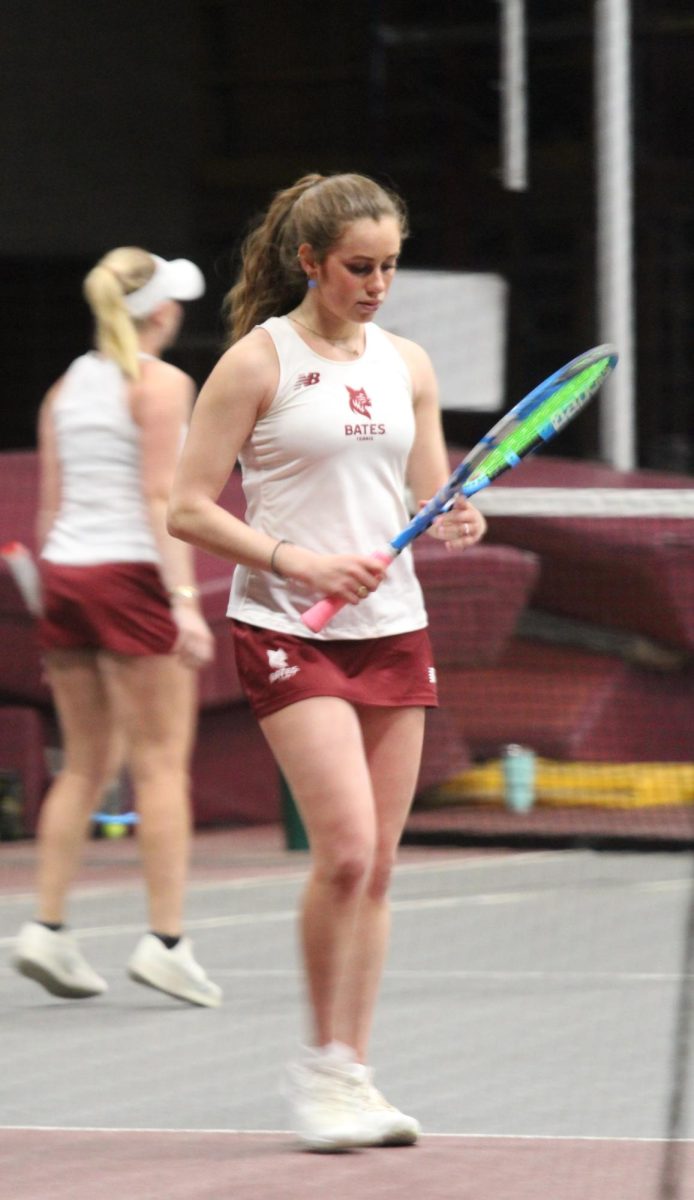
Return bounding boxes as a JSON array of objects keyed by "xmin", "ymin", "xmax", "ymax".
[{"xmin": 409, "ymin": 479, "xmax": 694, "ymax": 852}]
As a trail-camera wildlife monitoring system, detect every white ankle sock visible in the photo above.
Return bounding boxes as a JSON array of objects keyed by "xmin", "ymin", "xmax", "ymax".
[{"xmin": 306, "ymin": 1041, "xmax": 358, "ymax": 1067}]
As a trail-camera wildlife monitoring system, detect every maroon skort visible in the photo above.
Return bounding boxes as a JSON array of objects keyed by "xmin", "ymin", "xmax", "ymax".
[
  {"xmin": 231, "ymin": 620, "xmax": 438, "ymax": 719},
  {"xmin": 39, "ymin": 561, "xmax": 177, "ymax": 656}
]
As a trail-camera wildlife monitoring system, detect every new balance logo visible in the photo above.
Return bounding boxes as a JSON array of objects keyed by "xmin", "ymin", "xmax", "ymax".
[
  {"xmin": 294, "ymin": 372, "xmax": 321, "ymax": 391},
  {"xmin": 428, "ymin": 667, "xmax": 437, "ymax": 684},
  {"xmin": 267, "ymin": 647, "xmax": 301, "ymax": 683}
]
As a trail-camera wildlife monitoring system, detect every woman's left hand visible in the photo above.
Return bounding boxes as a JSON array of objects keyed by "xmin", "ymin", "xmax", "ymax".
[
  {"xmin": 172, "ymin": 603, "xmax": 215, "ymax": 670},
  {"xmin": 426, "ymin": 495, "xmax": 487, "ymax": 551}
]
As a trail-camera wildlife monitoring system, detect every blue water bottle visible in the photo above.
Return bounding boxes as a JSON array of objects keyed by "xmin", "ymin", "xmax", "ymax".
[{"xmin": 502, "ymin": 744, "xmax": 536, "ymax": 813}]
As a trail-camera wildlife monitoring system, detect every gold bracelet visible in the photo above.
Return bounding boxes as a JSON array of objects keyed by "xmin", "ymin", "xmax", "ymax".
[
  {"xmin": 169, "ymin": 584, "xmax": 200, "ymax": 602},
  {"xmin": 269, "ymin": 539, "xmax": 291, "ymax": 577}
]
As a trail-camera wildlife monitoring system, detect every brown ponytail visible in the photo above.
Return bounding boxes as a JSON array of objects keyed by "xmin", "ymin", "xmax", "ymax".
[{"xmin": 225, "ymin": 172, "xmax": 408, "ymax": 344}]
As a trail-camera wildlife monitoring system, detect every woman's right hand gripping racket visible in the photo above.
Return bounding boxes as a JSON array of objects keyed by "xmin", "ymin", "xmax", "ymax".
[{"xmin": 300, "ymin": 344, "xmax": 618, "ymax": 633}]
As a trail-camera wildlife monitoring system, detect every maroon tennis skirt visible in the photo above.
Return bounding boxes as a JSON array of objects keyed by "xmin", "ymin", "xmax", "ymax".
[
  {"xmin": 39, "ymin": 561, "xmax": 177, "ymax": 656},
  {"xmin": 231, "ymin": 620, "xmax": 438, "ymax": 719}
]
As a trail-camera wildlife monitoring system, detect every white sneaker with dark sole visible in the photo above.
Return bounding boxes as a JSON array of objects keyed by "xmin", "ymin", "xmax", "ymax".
[
  {"xmin": 127, "ymin": 934, "xmax": 222, "ymax": 1008},
  {"xmin": 352, "ymin": 1066, "xmax": 420, "ymax": 1146},
  {"xmin": 285, "ymin": 1043, "xmax": 378, "ymax": 1153},
  {"xmin": 12, "ymin": 922, "xmax": 108, "ymax": 999}
]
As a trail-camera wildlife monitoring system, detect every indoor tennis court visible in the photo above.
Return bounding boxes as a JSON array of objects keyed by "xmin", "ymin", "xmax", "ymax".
[
  {"xmin": 2, "ymin": 4, "xmax": 694, "ymax": 1199},
  {"xmin": 2, "ymin": 827, "xmax": 694, "ymax": 1199}
]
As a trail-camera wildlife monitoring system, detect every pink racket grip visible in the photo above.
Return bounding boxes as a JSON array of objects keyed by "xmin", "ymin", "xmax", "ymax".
[{"xmin": 300, "ymin": 549, "xmax": 394, "ymax": 633}]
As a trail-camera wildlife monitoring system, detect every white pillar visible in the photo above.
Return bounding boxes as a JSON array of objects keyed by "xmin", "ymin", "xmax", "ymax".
[
  {"xmin": 595, "ymin": 0, "xmax": 636, "ymax": 469},
  {"xmin": 500, "ymin": 0, "xmax": 528, "ymax": 191}
]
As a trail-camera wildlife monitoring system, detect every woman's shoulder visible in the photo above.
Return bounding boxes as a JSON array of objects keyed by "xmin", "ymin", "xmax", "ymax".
[
  {"xmin": 373, "ymin": 324, "xmax": 435, "ymax": 389},
  {"xmin": 206, "ymin": 326, "xmax": 280, "ymax": 390},
  {"xmin": 45, "ymin": 352, "xmax": 109, "ymax": 407},
  {"xmin": 132, "ymin": 358, "xmax": 195, "ymax": 427},
  {"xmin": 139, "ymin": 356, "xmax": 192, "ymax": 390},
  {"xmin": 376, "ymin": 325, "xmax": 429, "ymax": 364},
  {"xmin": 39, "ymin": 374, "xmax": 67, "ymax": 416},
  {"xmin": 183, "ymin": 326, "xmax": 280, "ymax": 423}
]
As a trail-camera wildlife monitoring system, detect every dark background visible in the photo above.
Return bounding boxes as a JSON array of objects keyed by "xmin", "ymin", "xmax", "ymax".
[{"xmin": 1, "ymin": 1, "xmax": 692, "ymax": 469}]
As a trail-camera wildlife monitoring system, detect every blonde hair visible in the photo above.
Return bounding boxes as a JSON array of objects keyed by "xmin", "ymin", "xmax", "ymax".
[
  {"xmin": 225, "ymin": 173, "xmax": 409, "ymax": 344},
  {"xmin": 82, "ymin": 247, "xmax": 156, "ymax": 379}
]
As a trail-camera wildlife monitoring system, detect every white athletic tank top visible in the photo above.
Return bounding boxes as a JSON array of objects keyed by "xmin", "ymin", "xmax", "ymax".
[
  {"xmin": 227, "ymin": 316, "xmax": 428, "ymax": 639},
  {"xmin": 41, "ymin": 352, "xmax": 160, "ymax": 565}
]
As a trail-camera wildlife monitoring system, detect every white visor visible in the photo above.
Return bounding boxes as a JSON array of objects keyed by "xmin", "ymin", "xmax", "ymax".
[{"xmin": 123, "ymin": 255, "xmax": 205, "ymax": 319}]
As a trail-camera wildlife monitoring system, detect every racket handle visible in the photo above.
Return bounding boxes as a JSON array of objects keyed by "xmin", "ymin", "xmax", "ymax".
[
  {"xmin": 300, "ymin": 595, "xmax": 347, "ymax": 633},
  {"xmin": 300, "ymin": 549, "xmax": 394, "ymax": 633},
  {"xmin": 1, "ymin": 541, "xmax": 42, "ymax": 616}
]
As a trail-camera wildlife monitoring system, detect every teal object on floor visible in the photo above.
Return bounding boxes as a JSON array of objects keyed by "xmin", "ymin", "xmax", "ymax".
[{"xmin": 280, "ymin": 774, "xmax": 308, "ymax": 851}]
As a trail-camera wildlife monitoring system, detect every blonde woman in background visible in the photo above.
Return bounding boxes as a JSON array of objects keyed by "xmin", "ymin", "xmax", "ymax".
[{"xmin": 12, "ymin": 247, "xmax": 221, "ymax": 1008}]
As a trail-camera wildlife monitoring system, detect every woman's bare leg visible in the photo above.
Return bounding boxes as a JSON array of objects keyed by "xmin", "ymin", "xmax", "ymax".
[
  {"xmin": 260, "ymin": 697, "xmax": 376, "ymax": 1050},
  {"xmin": 333, "ymin": 706, "xmax": 426, "ymax": 1062},
  {"xmin": 35, "ymin": 650, "xmax": 114, "ymax": 924},
  {"xmin": 105, "ymin": 653, "xmax": 196, "ymax": 935}
]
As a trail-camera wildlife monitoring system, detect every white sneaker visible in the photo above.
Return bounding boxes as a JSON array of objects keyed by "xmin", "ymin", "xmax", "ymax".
[
  {"xmin": 352, "ymin": 1065, "xmax": 421, "ymax": 1146},
  {"xmin": 12, "ymin": 922, "xmax": 108, "ymax": 999},
  {"xmin": 285, "ymin": 1043, "xmax": 374, "ymax": 1152},
  {"xmin": 127, "ymin": 934, "xmax": 222, "ymax": 1008}
]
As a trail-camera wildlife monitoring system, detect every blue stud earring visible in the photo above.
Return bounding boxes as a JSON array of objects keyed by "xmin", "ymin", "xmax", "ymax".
[{"xmin": 307, "ymin": 278, "xmax": 317, "ymax": 289}]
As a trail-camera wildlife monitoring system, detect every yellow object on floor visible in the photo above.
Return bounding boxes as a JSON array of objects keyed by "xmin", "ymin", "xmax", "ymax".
[{"xmin": 423, "ymin": 760, "xmax": 694, "ymax": 810}]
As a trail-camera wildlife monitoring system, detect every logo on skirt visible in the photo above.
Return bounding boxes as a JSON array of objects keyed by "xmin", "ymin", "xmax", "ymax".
[{"xmin": 267, "ymin": 647, "xmax": 301, "ymax": 683}]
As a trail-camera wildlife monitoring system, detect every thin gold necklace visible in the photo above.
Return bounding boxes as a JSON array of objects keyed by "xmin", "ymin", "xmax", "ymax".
[{"xmin": 289, "ymin": 314, "xmax": 363, "ymax": 356}]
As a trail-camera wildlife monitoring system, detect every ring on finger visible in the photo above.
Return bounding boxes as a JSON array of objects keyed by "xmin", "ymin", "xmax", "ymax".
[{"xmin": 358, "ymin": 585, "xmax": 368, "ymax": 599}]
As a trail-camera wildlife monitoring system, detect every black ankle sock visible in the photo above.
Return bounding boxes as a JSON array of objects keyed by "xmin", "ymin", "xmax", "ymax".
[
  {"xmin": 37, "ymin": 921, "xmax": 64, "ymax": 932},
  {"xmin": 151, "ymin": 932, "xmax": 181, "ymax": 950}
]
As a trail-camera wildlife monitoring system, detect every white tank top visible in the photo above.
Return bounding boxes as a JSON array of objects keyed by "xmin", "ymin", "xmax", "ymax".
[
  {"xmin": 42, "ymin": 352, "xmax": 160, "ymax": 565},
  {"xmin": 228, "ymin": 316, "xmax": 428, "ymax": 639}
]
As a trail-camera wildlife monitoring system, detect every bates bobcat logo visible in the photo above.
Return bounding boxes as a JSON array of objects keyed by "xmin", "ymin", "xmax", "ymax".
[
  {"xmin": 347, "ymin": 386, "xmax": 372, "ymax": 418},
  {"xmin": 267, "ymin": 647, "xmax": 300, "ymax": 684},
  {"xmin": 345, "ymin": 386, "xmax": 386, "ymax": 441}
]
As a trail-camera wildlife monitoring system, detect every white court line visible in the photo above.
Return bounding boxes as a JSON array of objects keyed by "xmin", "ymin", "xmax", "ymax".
[
  {"xmin": 3, "ymin": 965, "xmax": 686, "ymax": 983},
  {"xmin": 0, "ymin": 849, "xmax": 575, "ymax": 907},
  {"xmin": 1, "ymin": 965, "xmax": 691, "ymax": 984},
  {"xmin": 0, "ymin": 896, "xmax": 471, "ymax": 945},
  {"xmin": 0, "ymin": 875, "xmax": 688, "ymax": 948},
  {"xmin": 381, "ymin": 968, "xmax": 694, "ymax": 983},
  {"xmin": 1, "ymin": 1124, "xmax": 693, "ymax": 1144}
]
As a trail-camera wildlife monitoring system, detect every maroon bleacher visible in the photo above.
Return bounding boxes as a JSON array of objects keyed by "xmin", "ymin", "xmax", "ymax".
[
  {"xmin": 479, "ymin": 455, "xmax": 694, "ymax": 651},
  {"xmin": 447, "ymin": 453, "xmax": 694, "ymax": 764},
  {"xmin": 439, "ymin": 640, "xmax": 693, "ymax": 763},
  {"xmin": 0, "ymin": 450, "xmax": 536, "ymax": 833}
]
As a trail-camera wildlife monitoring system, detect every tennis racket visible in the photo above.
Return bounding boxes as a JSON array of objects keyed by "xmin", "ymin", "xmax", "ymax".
[
  {"xmin": 1, "ymin": 541, "xmax": 42, "ymax": 616},
  {"xmin": 301, "ymin": 343, "xmax": 618, "ymax": 633}
]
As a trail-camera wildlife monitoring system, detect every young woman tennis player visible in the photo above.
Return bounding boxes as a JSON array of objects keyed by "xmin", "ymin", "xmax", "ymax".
[
  {"xmin": 12, "ymin": 247, "xmax": 222, "ymax": 1009},
  {"xmin": 168, "ymin": 173, "xmax": 486, "ymax": 1148}
]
